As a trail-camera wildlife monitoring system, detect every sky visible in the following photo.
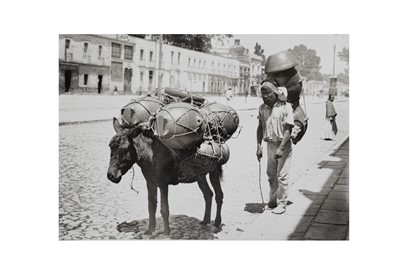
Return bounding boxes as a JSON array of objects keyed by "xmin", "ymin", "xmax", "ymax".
[{"xmin": 230, "ymin": 34, "xmax": 349, "ymax": 75}]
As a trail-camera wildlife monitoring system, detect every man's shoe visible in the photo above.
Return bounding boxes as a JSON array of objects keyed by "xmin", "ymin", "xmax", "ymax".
[
  {"xmin": 272, "ymin": 205, "xmax": 286, "ymax": 214},
  {"xmin": 267, "ymin": 202, "xmax": 278, "ymax": 209}
]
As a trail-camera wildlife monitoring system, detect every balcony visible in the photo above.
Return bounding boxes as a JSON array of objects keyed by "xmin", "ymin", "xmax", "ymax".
[
  {"xmin": 98, "ymin": 56, "xmax": 105, "ymax": 65},
  {"xmin": 66, "ymin": 53, "xmax": 73, "ymax": 62},
  {"xmin": 83, "ymin": 55, "xmax": 91, "ymax": 64}
]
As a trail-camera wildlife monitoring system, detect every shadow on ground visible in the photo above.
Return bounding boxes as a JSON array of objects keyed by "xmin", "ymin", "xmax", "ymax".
[
  {"xmin": 116, "ymin": 214, "xmax": 219, "ymax": 240},
  {"xmin": 288, "ymin": 139, "xmax": 349, "ymax": 240}
]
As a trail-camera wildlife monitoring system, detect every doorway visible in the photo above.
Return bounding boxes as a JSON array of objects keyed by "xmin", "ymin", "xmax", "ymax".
[
  {"xmin": 124, "ymin": 68, "xmax": 132, "ymax": 94},
  {"xmin": 65, "ymin": 70, "xmax": 72, "ymax": 93},
  {"xmin": 98, "ymin": 75, "xmax": 103, "ymax": 94}
]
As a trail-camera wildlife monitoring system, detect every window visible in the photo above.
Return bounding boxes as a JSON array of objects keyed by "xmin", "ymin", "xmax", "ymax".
[
  {"xmin": 149, "ymin": 71, "xmax": 153, "ymax": 85},
  {"xmin": 140, "ymin": 72, "xmax": 144, "ymax": 82},
  {"xmin": 150, "ymin": 51, "xmax": 153, "ymax": 61},
  {"xmin": 111, "ymin": 62, "xmax": 123, "ymax": 80},
  {"xmin": 178, "ymin": 53, "xmax": 180, "ymax": 64},
  {"xmin": 188, "ymin": 58, "xmax": 191, "ymax": 67},
  {"xmin": 98, "ymin": 45, "xmax": 102, "ymax": 56},
  {"xmin": 140, "ymin": 49, "xmax": 144, "ymax": 60},
  {"xmin": 65, "ymin": 39, "xmax": 70, "ymax": 49},
  {"xmin": 112, "ymin": 43, "xmax": 121, "ymax": 58},
  {"xmin": 84, "ymin": 74, "xmax": 88, "ymax": 85},
  {"xmin": 204, "ymin": 61, "xmax": 206, "ymax": 68},
  {"xmin": 124, "ymin": 45, "xmax": 133, "ymax": 60},
  {"xmin": 171, "ymin": 51, "xmax": 174, "ymax": 64},
  {"xmin": 83, "ymin": 43, "xmax": 88, "ymax": 53},
  {"xmin": 212, "ymin": 61, "xmax": 214, "ymax": 68},
  {"xmin": 194, "ymin": 59, "xmax": 196, "ymax": 67},
  {"xmin": 199, "ymin": 60, "xmax": 201, "ymax": 67}
]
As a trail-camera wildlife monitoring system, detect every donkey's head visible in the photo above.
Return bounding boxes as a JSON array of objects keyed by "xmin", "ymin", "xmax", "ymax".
[{"xmin": 107, "ymin": 118, "xmax": 141, "ymax": 184}]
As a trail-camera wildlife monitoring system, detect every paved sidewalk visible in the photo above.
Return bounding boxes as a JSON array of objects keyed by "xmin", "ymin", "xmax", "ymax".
[{"xmin": 237, "ymin": 137, "xmax": 349, "ymax": 240}]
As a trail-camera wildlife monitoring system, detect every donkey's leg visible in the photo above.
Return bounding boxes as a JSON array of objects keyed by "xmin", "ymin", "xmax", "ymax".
[
  {"xmin": 145, "ymin": 181, "xmax": 157, "ymax": 235},
  {"xmin": 209, "ymin": 166, "xmax": 223, "ymax": 228},
  {"xmin": 197, "ymin": 174, "xmax": 213, "ymax": 225},
  {"xmin": 159, "ymin": 184, "xmax": 170, "ymax": 235}
]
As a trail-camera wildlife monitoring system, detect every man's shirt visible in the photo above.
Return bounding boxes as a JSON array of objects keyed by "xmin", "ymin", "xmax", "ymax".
[{"xmin": 258, "ymin": 101, "xmax": 294, "ymax": 143}]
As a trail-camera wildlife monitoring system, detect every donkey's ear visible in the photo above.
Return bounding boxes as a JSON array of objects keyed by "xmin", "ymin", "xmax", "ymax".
[{"xmin": 113, "ymin": 117, "xmax": 122, "ymax": 133}]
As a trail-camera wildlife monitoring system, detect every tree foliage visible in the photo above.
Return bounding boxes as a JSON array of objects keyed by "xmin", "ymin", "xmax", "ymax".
[
  {"xmin": 338, "ymin": 47, "xmax": 349, "ymax": 65},
  {"xmin": 254, "ymin": 42, "xmax": 264, "ymax": 56},
  {"xmin": 337, "ymin": 47, "xmax": 349, "ymax": 84},
  {"xmin": 254, "ymin": 42, "xmax": 266, "ymax": 63},
  {"xmin": 162, "ymin": 34, "xmax": 232, "ymax": 53},
  {"xmin": 288, "ymin": 45, "xmax": 322, "ymax": 81}
]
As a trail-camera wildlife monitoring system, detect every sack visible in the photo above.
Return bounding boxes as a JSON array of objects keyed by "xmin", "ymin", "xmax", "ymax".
[
  {"xmin": 121, "ymin": 95, "xmax": 163, "ymax": 126},
  {"xmin": 153, "ymin": 102, "xmax": 207, "ymax": 149}
]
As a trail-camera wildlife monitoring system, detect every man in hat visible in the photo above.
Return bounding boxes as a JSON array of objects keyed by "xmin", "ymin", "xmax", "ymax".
[{"xmin": 256, "ymin": 80, "xmax": 294, "ymax": 214}]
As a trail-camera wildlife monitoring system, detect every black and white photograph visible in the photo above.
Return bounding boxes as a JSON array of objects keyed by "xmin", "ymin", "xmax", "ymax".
[
  {"xmin": 59, "ymin": 34, "xmax": 349, "ymax": 240},
  {"xmin": 3, "ymin": 1, "xmax": 400, "ymax": 265}
]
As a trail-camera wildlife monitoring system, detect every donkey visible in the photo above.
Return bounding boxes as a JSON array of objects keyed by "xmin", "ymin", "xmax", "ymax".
[{"xmin": 107, "ymin": 118, "xmax": 224, "ymax": 236}]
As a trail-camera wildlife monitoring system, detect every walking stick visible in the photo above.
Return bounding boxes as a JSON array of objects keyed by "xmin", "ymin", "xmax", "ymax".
[{"xmin": 258, "ymin": 160, "xmax": 264, "ymax": 204}]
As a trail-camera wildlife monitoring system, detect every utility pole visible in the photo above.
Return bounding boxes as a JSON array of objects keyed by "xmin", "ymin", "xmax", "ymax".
[
  {"xmin": 333, "ymin": 44, "xmax": 336, "ymax": 76},
  {"xmin": 158, "ymin": 34, "xmax": 163, "ymax": 90}
]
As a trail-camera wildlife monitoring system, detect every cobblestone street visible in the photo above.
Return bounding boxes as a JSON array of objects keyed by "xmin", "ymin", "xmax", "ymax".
[{"xmin": 59, "ymin": 96, "xmax": 349, "ymax": 240}]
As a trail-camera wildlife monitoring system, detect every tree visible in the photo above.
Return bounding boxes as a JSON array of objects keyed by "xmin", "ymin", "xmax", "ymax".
[
  {"xmin": 289, "ymin": 45, "xmax": 322, "ymax": 81},
  {"xmin": 163, "ymin": 34, "xmax": 232, "ymax": 53},
  {"xmin": 254, "ymin": 42, "xmax": 266, "ymax": 63},
  {"xmin": 338, "ymin": 47, "xmax": 349, "ymax": 66},
  {"xmin": 337, "ymin": 47, "xmax": 349, "ymax": 84}
]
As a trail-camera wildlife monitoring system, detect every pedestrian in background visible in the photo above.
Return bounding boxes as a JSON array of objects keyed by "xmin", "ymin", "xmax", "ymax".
[
  {"xmin": 256, "ymin": 81, "xmax": 294, "ymax": 214},
  {"xmin": 244, "ymin": 87, "xmax": 249, "ymax": 103},
  {"xmin": 323, "ymin": 94, "xmax": 338, "ymax": 140},
  {"xmin": 225, "ymin": 88, "xmax": 233, "ymax": 103}
]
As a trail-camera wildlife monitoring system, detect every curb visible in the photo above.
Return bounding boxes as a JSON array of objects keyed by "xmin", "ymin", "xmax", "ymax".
[
  {"xmin": 59, "ymin": 99, "xmax": 348, "ymax": 126},
  {"xmin": 59, "ymin": 119, "xmax": 112, "ymax": 126},
  {"xmin": 326, "ymin": 134, "xmax": 349, "ymax": 157}
]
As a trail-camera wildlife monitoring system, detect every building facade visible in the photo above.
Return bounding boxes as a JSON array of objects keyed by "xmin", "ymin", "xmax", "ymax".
[
  {"xmin": 59, "ymin": 34, "xmax": 111, "ymax": 94},
  {"xmin": 58, "ymin": 34, "xmax": 263, "ymax": 95}
]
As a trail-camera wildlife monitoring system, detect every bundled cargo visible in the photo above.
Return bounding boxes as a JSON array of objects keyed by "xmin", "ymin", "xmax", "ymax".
[
  {"xmin": 159, "ymin": 88, "xmax": 206, "ymax": 107},
  {"xmin": 179, "ymin": 141, "xmax": 230, "ymax": 181},
  {"xmin": 153, "ymin": 102, "xmax": 207, "ymax": 149},
  {"xmin": 121, "ymin": 95, "xmax": 163, "ymax": 126},
  {"xmin": 196, "ymin": 140, "xmax": 230, "ymax": 165},
  {"xmin": 203, "ymin": 102, "xmax": 240, "ymax": 142}
]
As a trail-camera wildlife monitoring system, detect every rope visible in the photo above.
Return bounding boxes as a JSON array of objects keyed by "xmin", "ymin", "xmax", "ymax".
[{"xmin": 129, "ymin": 166, "xmax": 139, "ymax": 194}]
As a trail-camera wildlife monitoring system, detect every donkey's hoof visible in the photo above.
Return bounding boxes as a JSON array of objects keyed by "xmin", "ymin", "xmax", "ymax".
[
  {"xmin": 199, "ymin": 220, "xmax": 210, "ymax": 226},
  {"xmin": 163, "ymin": 229, "xmax": 170, "ymax": 236},
  {"xmin": 144, "ymin": 230, "xmax": 154, "ymax": 235},
  {"xmin": 211, "ymin": 226, "xmax": 221, "ymax": 234}
]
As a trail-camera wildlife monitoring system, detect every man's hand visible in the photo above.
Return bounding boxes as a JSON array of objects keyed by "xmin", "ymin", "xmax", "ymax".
[
  {"xmin": 275, "ymin": 147, "xmax": 284, "ymax": 159},
  {"xmin": 256, "ymin": 144, "xmax": 263, "ymax": 161}
]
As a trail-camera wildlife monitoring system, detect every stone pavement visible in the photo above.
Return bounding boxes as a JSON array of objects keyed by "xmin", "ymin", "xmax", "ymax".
[{"xmin": 237, "ymin": 137, "xmax": 349, "ymax": 240}]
